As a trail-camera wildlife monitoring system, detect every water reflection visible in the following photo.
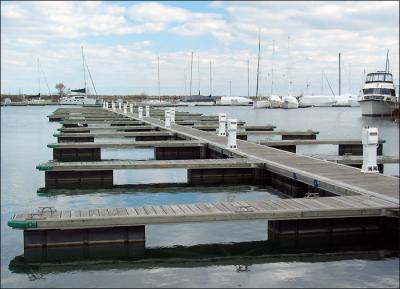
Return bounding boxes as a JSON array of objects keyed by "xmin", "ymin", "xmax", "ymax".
[{"xmin": 9, "ymin": 231, "xmax": 399, "ymax": 274}]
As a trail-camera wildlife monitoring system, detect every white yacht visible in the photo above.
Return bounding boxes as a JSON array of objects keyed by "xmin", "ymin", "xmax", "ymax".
[
  {"xmin": 217, "ymin": 96, "xmax": 253, "ymax": 106},
  {"xmin": 269, "ymin": 95, "xmax": 283, "ymax": 108},
  {"xmin": 253, "ymin": 99, "xmax": 270, "ymax": 108},
  {"xmin": 59, "ymin": 91, "xmax": 96, "ymax": 105},
  {"xmin": 358, "ymin": 71, "xmax": 397, "ymax": 116},
  {"xmin": 281, "ymin": 95, "xmax": 299, "ymax": 109},
  {"xmin": 298, "ymin": 95, "xmax": 336, "ymax": 107}
]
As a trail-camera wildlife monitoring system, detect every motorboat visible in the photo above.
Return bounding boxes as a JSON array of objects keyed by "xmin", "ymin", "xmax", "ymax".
[
  {"xmin": 59, "ymin": 93, "xmax": 97, "ymax": 105},
  {"xmin": 269, "ymin": 95, "xmax": 283, "ymax": 108},
  {"xmin": 217, "ymin": 96, "xmax": 253, "ymax": 105},
  {"xmin": 281, "ymin": 95, "xmax": 299, "ymax": 109},
  {"xmin": 298, "ymin": 95, "xmax": 336, "ymax": 107},
  {"xmin": 358, "ymin": 71, "xmax": 397, "ymax": 116}
]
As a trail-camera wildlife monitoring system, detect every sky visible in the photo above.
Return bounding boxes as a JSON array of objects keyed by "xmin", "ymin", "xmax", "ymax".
[{"xmin": 1, "ymin": 1, "xmax": 399, "ymax": 96}]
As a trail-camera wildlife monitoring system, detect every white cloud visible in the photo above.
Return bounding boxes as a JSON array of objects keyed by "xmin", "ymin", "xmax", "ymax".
[{"xmin": 1, "ymin": 1, "xmax": 398, "ymax": 96}]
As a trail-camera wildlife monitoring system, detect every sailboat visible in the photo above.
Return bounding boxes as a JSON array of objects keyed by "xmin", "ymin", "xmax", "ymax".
[
  {"xmin": 59, "ymin": 47, "xmax": 97, "ymax": 105},
  {"xmin": 253, "ymin": 33, "xmax": 270, "ymax": 108},
  {"xmin": 281, "ymin": 36, "xmax": 299, "ymax": 109},
  {"xmin": 183, "ymin": 52, "xmax": 214, "ymax": 103}
]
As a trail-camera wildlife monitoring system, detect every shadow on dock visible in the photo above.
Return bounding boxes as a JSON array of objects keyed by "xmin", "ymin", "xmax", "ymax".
[{"xmin": 9, "ymin": 230, "xmax": 399, "ymax": 275}]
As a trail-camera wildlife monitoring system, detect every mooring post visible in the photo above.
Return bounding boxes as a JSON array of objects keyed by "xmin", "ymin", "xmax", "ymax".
[
  {"xmin": 170, "ymin": 108, "xmax": 175, "ymax": 123},
  {"xmin": 227, "ymin": 119, "xmax": 238, "ymax": 149},
  {"xmin": 361, "ymin": 127, "xmax": 379, "ymax": 173},
  {"xmin": 165, "ymin": 110, "xmax": 171, "ymax": 128},
  {"xmin": 129, "ymin": 103, "xmax": 133, "ymax": 113},
  {"xmin": 138, "ymin": 107, "xmax": 143, "ymax": 119},
  {"xmin": 118, "ymin": 102, "xmax": 122, "ymax": 111},
  {"xmin": 112, "ymin": 101, "xmax": 116, "ymax": 111},
  {"xmin": 218, "ymin": 113, "xmax": 227, "ymax": 136},
  {"xmin": 145, "ymin": 105, "xmax": 150, "ymax": 117},
  {"xmin": 123, "ymin": 103, "xmax": 127, "ymax": 114}
]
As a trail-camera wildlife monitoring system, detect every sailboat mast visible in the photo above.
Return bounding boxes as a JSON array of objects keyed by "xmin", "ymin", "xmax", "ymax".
[
  {"xmin": 247, "ymin": 59, "xmax": 250, "ymax": 98},
  {"xmin": 189, "ymin": 52, "xmax": 193, "ymax": 97},
  {"xmin": 184, "ymin": 68, "xmax": 187, "ymax": 96},
  {"xmin": 197, "ymin": 55, "xmax": 200, "ymax": 95},
  {"xmin": 157, "ymin": 56, "xmax": 160, "ymax": 102},
  {"xmin": 209, "ymin": 60, "xmax": 212, "ymax": 96},
  {"xmin": 271, "ymin": 40, "xmax": 274, "ymax": 96},
  {"xmin": 255, "ymin": 33, "xmax": 260, "ymax": 99},
  {"xmin": 81, "ymin": 46, "xmax": 87, "ymax": 97},
  {"xmin": 37, "ymin": 58, "xmax": 40, "ymax": 96},
  {"xmin": 338, "ymin": 52, "xmax": 341, "ymax": 96},
  {"xmin": 287, "ymin": 35, "xmax": 291, "ymax": 96}
]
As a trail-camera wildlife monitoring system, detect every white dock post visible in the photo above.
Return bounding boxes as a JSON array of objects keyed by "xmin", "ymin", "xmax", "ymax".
[
  {"xmin": 112, "ymin": 101, "xmax": 115, "ymax": 111},
  {"xmin": 165, "ymin": 110, "xmax": 171, "ymax": 128},
  {"xmin": 123, "ymin": 103, "xmax": 127, "ymax": 114},
  {"xmin": 218, "ymin": 113, "xmax": 227, "ymax": 136},
  {"xmin": 118, "ymin": 102, "xmax": 122, "ymax": 110},
  {"xmin": 361, "ymin": 127, "xmax": 379, "ymax": 173},
  {"xmin": 170, "ymin": 108, "xmax": 175, "ymax": 123},
  {"xmin": 138, "ymin": 106, "xmax": 143, "ymax": 119},
  {"xmin": 145, "ymin": 105, "xmax": 150, "ymax": 117},
  {"xmin": 227, "ymin": 119, "xmax": 238, "ymax": 149},
  {"xmin": 129, "ymin": 103, "xmax": 133, "ymax": 113}
]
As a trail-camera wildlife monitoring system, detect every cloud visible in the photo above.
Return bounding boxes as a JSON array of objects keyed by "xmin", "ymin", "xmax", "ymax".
[{"xmin": 1, "ymin": 1, "xmax": 398, "ymax": 96}]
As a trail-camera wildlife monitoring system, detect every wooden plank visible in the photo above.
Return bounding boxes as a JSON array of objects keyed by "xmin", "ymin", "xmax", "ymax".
[
  {"xmin": 126, "ymin": 207, "xmax": 139, "ymax": 216},
  {"xmin": 99, "ymin": 208, "xmax": 109, "ymax": 217}
]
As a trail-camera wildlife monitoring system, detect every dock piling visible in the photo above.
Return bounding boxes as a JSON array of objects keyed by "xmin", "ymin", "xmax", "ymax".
[
  {"xmin": 218, "ymin": 113, "xmax": 227, "ymax": 136},
  {"xmin": 228, "ymin": 119, "xmax": 238, "ymax": 149}
]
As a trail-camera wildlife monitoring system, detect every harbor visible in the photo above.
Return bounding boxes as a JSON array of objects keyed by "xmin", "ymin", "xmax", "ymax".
[
  {"xmin": 2, "ymin": 103, "xmax": 399, "ymax": 287},
  {"xmin": 7, "ymin": 104, "xmax": 399, "ymax": 251},
  {"xmin": 1, "ymin": 1, "xmax": 399, "ymax": 288}
]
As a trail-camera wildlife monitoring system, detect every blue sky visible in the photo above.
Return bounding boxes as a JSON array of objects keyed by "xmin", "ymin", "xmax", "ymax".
[{"xmin": 1, "ymin": 1, "xmax": 399, "ymax": 96}]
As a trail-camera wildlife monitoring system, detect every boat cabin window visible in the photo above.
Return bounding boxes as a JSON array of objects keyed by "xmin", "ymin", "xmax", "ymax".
[
  {"xmin": 366, "ymin": 73, "xmax": 393, "ymax": 83},
  {"xmin": 363, "ymin": 88, "xmax": 396, "ymax": 96}
]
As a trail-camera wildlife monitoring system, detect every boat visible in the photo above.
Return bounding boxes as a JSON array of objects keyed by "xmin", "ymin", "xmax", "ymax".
[
  {"xmin": 333, "ymin": 93, "xmax": 360, "ymax": 107},
  {"xmin": 59, "ymin": 92, "xmax": 96, "ymax": 105},
  {"xmin": 358, "ymin": 72, "xmax": 397, "ymax": 116},
  {"xmin": 269, "ymin": 95, "xmax": 283, "ymax": 108},
  {"xmin": 253, "ymin": 32, "xmax": 270, "ymax": 109},
  {"xmin": 217, "ymin": 96, "xmax": 253, "ymax": 106},
  {"xmin": 281, "ymin": 95, "xmax": 299, "ymax": 109},
  {"xmin": 59, "ymin": 47, "xmax": 98, "ymax": 106},
  {"xmin": 298, "ymin": 95, "xmax": 336, "ymax": 107},
  {"xmin": 358, "ymin": 51, "xmax": 398, "ymax": 116}
]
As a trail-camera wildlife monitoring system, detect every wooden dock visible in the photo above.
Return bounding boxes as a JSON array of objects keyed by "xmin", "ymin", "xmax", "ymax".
[{"xmin": 8, "ymin": 106, "xmax": 399, "ymax": 252}]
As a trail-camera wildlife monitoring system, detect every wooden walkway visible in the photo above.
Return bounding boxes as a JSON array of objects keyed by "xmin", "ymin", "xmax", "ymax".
[
  {"xmin": 110, "ymin": 109, "xmax": 398, "ymax": 204},
  {"xmin": 36, "ymin": 158, "xmax": 258, "ymax": 171},
  {"xmin": 47, "ymin": 140, "xmax": 206, "ymax": 149},
  {"xmin": 10, "ymin": 195, "xmax": 396, "ymax": 230}
]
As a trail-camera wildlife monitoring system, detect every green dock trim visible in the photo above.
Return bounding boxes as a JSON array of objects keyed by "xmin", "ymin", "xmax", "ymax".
[
  {"xmin": 47, "ymin": 144, "xmax": 58, "ymax": 148},
  {"xmin": 52, "ymin": 133, "xmax": 60, "ymax": 137},
  {"xmin": 36, "ymin": 164, "xmax": 52, "ymax": 171},
  {"xmin": 8, "ymin": 220, "xmax": 37, "ymax": 229}
]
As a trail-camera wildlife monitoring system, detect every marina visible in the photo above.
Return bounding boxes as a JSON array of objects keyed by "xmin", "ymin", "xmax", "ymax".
[
  {"xmin": 1, "ymin": 1, "xmax": 399, "ymax": 288},
  {"xmin": 8, "ymin": 105, "xmax": 399, "ymax": 256}
]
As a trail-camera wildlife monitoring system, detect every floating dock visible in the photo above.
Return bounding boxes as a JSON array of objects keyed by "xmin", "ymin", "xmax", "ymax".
[{"xmin": 9, "ymin": 106, "xmax": 399, "ymax": 256}]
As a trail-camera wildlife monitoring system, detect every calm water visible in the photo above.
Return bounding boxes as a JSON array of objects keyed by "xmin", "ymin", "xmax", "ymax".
[{"xmin": 1, "ymin": 105, "xmax": 399, "ymax": 288}]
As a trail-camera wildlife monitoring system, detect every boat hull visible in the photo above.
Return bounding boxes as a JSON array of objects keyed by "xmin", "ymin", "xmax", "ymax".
[
  {"xmin": 253, "ymin": 100, "xmax": 270, "ymax": 108},
  {"xmin": 359, "ymin": 100, "xmax": 396, "ymax": 116}
]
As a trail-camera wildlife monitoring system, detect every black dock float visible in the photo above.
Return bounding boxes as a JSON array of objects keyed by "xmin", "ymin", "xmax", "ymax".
[
  {"xmin": 24, "ymin": 225, "xmax": 145, "ymax": 248},
  {"xmin": 45, "ymin": 170, "xmax": 113, "ymax": 189},
  {"xmin": 53, "ymin": 148, "xmax": 101, "ymax": 162}
]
